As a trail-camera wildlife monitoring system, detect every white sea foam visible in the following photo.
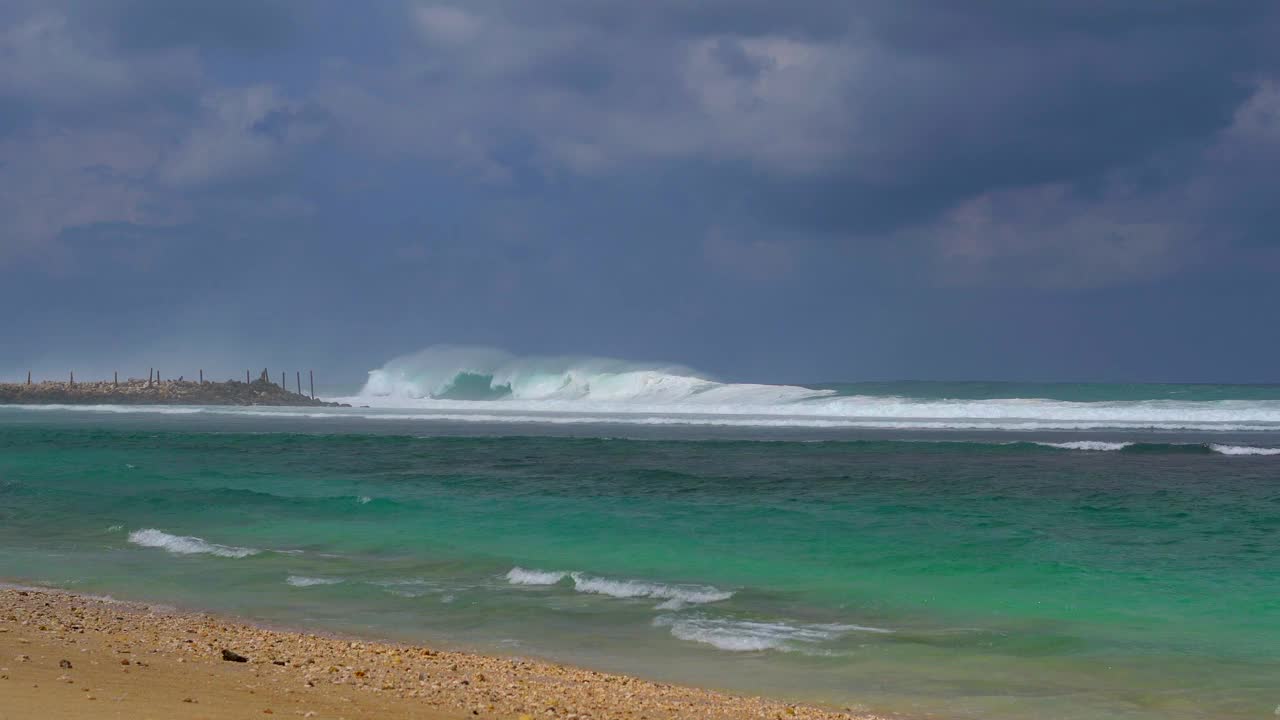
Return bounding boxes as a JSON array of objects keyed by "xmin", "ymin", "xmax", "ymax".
[
  {"xmin": 653, "ymin": 615, "xmax": 891, "ymax": 653},
  {"xmin": 325, "ymin": 398, "xmax": 1280, "ymax": 432},
  {"xmin": 357, "ymin": 496, "xmax": 373, "ymax": 504},
  {"xmin": 357, "ymin": 345, "xmax": 826, "ymax": 405},
  {"xmin": 286, "ymin": 575, "xmax": 344, "ymax": 587},
  {"xmin": 569, "ymin": 573, "xmax": 733, "ymax": 604},
  {"xmin": 219, "ymin": 407, "xmax": 1280, "ymax": 433},
  {"xmin": 10, "ymin": 403, "xmax": 1280, "ymax": 432},
  {"xmin": 127, "ymin": 528, "xmax": 260, "ymax": 558},
  {"xmin": 1209, "ymin": 444, "xmax": 1280, "ymax": 456},
  {"xmin": 1034, "ymin": 441, "xmax": 1134, "ymax": 451},
  {"xmin": 505, "ymin": 567, "xmax": 569, "ymax": 585},
  {"xmin": 303, "ymin": 346, "xmax": 1280, "ymax": 431},
  {"xmin": 505, "ymin": 567, "xmax": 733, "ymax": 604}
]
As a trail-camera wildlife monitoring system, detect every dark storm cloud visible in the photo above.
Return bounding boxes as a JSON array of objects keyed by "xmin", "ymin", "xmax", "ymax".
[
  {"xmin": 2, "ymin": 0, "xmax": 1279, "ymax": 382},
  {"xmin": 397, "ymin": 1, "xmax": 1273, "ymax": 188},
  {"xmin": 105, "ymin": 0, "xmax": 298, "ymax": 52}
]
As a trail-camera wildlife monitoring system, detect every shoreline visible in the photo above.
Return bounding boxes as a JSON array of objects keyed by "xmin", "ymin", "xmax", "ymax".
[{"xmin": 0, "ymin": 584, "xmax": 891, "ymax": 720}]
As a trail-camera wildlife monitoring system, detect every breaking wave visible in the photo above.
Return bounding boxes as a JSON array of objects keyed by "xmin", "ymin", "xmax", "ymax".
[
  {"xmin": 12, "ymin": 346, "xmax": 1280, "ymax": 433},
  {"xmin": 286, "ymin": 575, "xmax": 344, "ymax": 587},
  {"xmin": 127, "ymin": 529, "xmax": 260, "ymax": 558},
  {"xmin": 504, "ymin": 567, "xmax": 733, "ymax": 605},
  {"xmin": 1209, "ymin": 444, "xmax": 1280, "ymax": 456},
  {"xmin": 354, "ymin": 345, "xmax": 823, "ymax": 405},
  {"xmin": 326, "ymin": 346, "xmax": 1280, "ymax": 432},
  {"xmin": 1034, "ymin": 441, "xmax": 1134, "ymax": 451},
  {"xmin": 653, "ymin": 615, "xmax": 892, "ymax": 653},
  {"xmin": 505, "ymin": 568, "xmax": 572, "ymax": 586}
]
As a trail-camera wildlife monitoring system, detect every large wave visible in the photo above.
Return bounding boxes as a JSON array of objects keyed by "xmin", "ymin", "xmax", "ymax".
[
  {"xmin": 356, "ymin": 345, "xmax": 825, "ymax": 404},
  {"xmin": 332, "ymin": 346, "xmax": 1280, "ymax": 432}
]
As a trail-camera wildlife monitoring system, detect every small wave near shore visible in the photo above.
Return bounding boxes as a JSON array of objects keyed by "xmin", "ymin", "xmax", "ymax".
[
  {"xmin": 127, "ymin": 529, "xmax": 260, "ymax": 558},
  {"xmin": 505, "ymin": 567, "xmax": 734, "ymax": 606}
]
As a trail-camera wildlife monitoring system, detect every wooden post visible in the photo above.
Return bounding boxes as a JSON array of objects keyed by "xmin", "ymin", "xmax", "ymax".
[
  {"xmin": 114, "ymin": 371, "xmax": 118, "ymax": 387},
  {"xmin": 69, "ymin": 370, "xmax": 74, "ymax": 386},
  {"xmin": 246, "ymin": 370, "xmax": 251, "ymax": 384},
  {"xmin": 149, "ymin": 368, "xmax": 154, "ymax": 385},
  {"xmin": 199, "ymin": 369, "xmax": 203, "ymax": 384},
  {"xmin": 310, "ymin": 370, "xmax": 315, "ymax": 399},
  {"xmin": 296, "ymin": 371, "xmax": 301, "ymax": 395},
  {"xmin": 281, "ymin": 371, "xmax": 285, "ymax": 388},
  {"xmin": 27, "ymin": 371, "xmax": 31, "ymax": 385}
]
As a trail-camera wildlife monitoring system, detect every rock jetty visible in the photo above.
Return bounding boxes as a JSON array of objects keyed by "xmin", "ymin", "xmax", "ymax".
[{"xmin": 0, "ymin": 370, "xmax": 345, "ymax": 407}]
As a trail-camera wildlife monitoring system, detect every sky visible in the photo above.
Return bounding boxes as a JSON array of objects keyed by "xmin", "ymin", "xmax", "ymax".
[{"xmin": 2, "ymin": 0, "xmax": 1279, "ymax": 386}]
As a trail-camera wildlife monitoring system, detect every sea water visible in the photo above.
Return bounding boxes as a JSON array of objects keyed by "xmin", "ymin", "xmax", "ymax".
[{"xmin": 1, "ymin": 358, "xmax": 1277, "ymax": 719}]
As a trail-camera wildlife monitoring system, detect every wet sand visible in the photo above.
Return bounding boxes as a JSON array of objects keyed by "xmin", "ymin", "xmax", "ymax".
[{"xmin": 0, "ymin": 586, "xmax": 888, "ymax": 720}]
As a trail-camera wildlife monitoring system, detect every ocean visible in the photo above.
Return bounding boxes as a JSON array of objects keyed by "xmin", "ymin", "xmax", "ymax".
[{"xmin": 1, "ymin": 351, "xmax": 1277, "ymax": 719}]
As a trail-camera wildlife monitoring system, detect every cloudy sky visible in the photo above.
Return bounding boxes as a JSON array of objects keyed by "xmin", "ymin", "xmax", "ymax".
[{"xmin": 2, "ymin": 0, "xmax": 1278, "ymax": 385}]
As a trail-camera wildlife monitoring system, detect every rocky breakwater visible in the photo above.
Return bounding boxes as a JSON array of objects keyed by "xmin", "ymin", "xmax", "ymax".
[{"xmin": 0, "ymin": 370, "xmax": 346, "ymax": 407}]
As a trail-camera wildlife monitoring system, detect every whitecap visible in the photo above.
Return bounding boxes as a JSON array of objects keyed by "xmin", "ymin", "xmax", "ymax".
[
  {"xmin": 319, "ymin": 345, "xmax": 1280, "ymax": 432},
  {"xmin": 505, "ymin": 567, "xmax": 569, "ymax": 585},
  {"xmin": 569, "ymin": 572, "xmax": 732, "ymax": 604},
  {"xmin": 127, "ymin": 528, "xmax": 259, "ymax": 558},
  {"xmin": 505, "ymin": 567, "xmax": 732, "ymax": 604},
  {"xmin": 1034, "ymin": 441, "xmax": 1134, "ymax": 451},
  {"xmin": 13, "ymin": 401, "xmax": 1280, "ymax": 432},
  {"xmin": 1209, "ymin": 444, "xmax": 1280, "ymax": 456},
  {"xmin": 286, "ymin": 575, "xmax": 343, "ymax": 587},
  {"xmin": 653, "ymin": 615, "xmax": 891, "ymax": 653}
]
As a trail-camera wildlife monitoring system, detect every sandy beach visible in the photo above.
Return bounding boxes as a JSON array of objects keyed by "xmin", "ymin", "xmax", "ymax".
[{"xmin": 0, "ymin": 586, "xmax": 887, "ymax": 720}]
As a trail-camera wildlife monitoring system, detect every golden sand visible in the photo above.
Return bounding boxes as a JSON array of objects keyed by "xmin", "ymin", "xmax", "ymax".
[{"xmin": 0, "ymin": 587, "xmax": 887, "ymax": 720}]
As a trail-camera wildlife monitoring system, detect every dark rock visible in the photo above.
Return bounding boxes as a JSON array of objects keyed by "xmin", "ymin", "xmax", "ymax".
[
  {"xmin": 1, "ymin": 376, "xmax": 344, "ymax": 408},
  {"xmin": 221, "ymin": 649, "xmax": 249, "ymax": 662},
  {"xmin": 59, "ymin": 659, "xmax": 72, "ymax": 669}
]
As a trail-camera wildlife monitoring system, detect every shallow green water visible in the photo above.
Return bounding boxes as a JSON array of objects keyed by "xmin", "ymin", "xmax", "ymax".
[{"xmin": 1, "ymin": 415, "xmax": 1277, "ymax": 719}]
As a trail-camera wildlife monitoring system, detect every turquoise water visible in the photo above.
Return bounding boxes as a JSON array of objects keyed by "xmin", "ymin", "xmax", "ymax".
[{"xmin": 1, "ymin": 391, "xmax": 1278, "ymax": 719}]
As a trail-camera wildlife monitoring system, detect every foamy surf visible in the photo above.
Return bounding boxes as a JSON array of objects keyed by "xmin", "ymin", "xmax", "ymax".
[
  {"xmin": 505, "ymin": 568, "xmax": 733, "ymax": 604},
  {"xmin": 9, "ymin": 346, "xmax": 1280, "ymax": 433},
  {"xmin": 570, "ymin": 573, "xmax": 734, "ymax": 604},
  {"xmin": 127, "ymin": 529, "xmax": 260, "ymax": 558},
  {"xmin": 213, "ymin": 409, "xmax": 1280, "ymax": 432},
  {"xmin": 278, "ymin": 345, "xmax": 1280, "ymax": 432},
  {"xmin": 286, "ymin": 575, "xmax": 344, "ymax": 587},
  {"xmin": 1034, "ymin": 441, "xmax": 1134, "ymax": 451},
  {"xmin": 505, "ymin": 568, "xmax": 569, "ymax": 585},
  {"xmin": 653, "ymin": 615, "xmax": 892, "ymax": 653},
  {"xmin": 1209, "ymin": 444, "xmax": 1280, "ymax": 456},
  {"xmin": 10, "ymin": 398, "xmax": 1280, "ymax": 432}
]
